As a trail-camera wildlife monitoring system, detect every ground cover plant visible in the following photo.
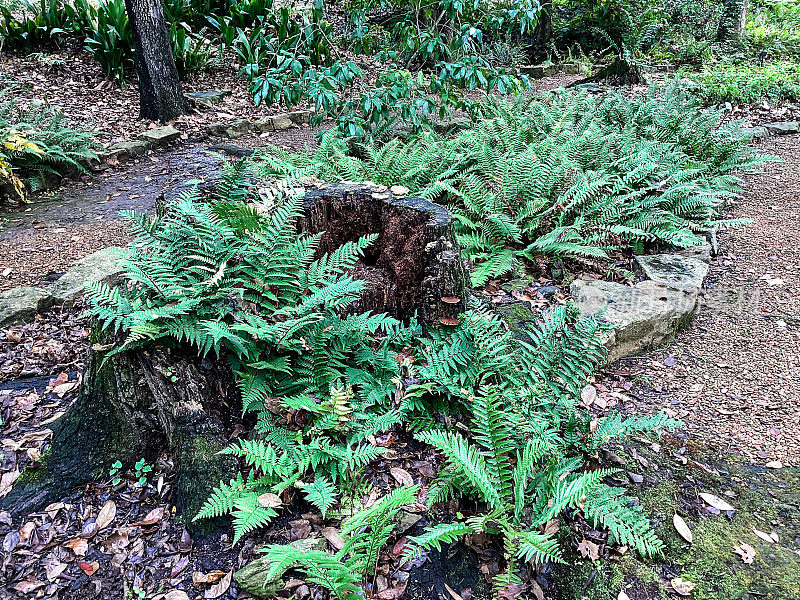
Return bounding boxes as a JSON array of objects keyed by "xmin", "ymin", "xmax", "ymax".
[
  {"xmin": 83, "ymin": 159, "xmax": 680, "ymax": 595},
  {"xmin": 260, "ymin": 82, "xmax": 766, "ymax": 285},
  {"xmin": 0, "ymin": 91, "xmax": 98, "ymax": 200}
]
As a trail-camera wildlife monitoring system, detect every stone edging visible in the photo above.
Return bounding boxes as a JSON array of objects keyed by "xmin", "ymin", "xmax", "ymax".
[{"xmin": 570, "ymin": 245, "xmax": 712, "ymax": 363}]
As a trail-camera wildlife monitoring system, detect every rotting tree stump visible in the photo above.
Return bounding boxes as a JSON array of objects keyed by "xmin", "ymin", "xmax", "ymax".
[
  {"xmin": 300, "ymin": 182, "xmax": 469, "ymax": 327},
  {"xmin": 0, "ymin": 333, "xmax": 240, "ymax": 535},
  {"xmin": 571, "ymin": 56, "xmax": 646, "ymax": 87},
  {"xmin": 1, "ymin": 182, "xmax": 469, "ymax": 526}
]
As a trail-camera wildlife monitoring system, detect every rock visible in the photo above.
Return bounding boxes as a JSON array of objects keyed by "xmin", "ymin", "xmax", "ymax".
[
  {"xmin": 108, "ymin": 140, "xmax": 150, "ymax": 157},
  {"xmin": 288, "ymin": 110, "xmax": 313, "ymax": 125},
  {"xmin": 138, "ymin": 126, "xmax": 181, "ymax": 146},
  {"xmin": 207, "ymin": 143, "xmax": 254, "ymax": 157},
  {"xmin": 520, "ymin": 64, "xmax": 558, "ymax": 78},
  {"xmin": 493, "ymin": 302, "xmax": 538, "ymax": 340},
  {"xmin": 0, "ymin": 287, "xmax": 52, "ymax": 326},
  {"xmin": 271, "ymin": 114, "xmax": 294, "ymax": 131},
  {"xmin": 744, "ymin": 126, "xmax": 770, "ymax": 139},
  {"xmin": 571, "ymin": 279, "xmax": 699, "ymax": 363},
  {"xmin": 763, "ymin": 121, "xmax": 800, "ymax": 135},
  {"xmin": 538, "ymin": 285, "xmax": 560, "ymax": 298},
  {"xmin": 634, "ymin": 254, "xmax": 709, "ymax": 291},
  {"xmin": 573, "ymin": 82, "xmax": 606, "ymax": 93},
  {"xmin": 49, "ymin": 247, "xmax": 124, "ymax": 306},
  {"xmin": 395, "ymin": 510, "xmax": 422, "ymax": 535},
  {"xmin": 223, "ymin": 119, "xmax": 252, "ymax": 138},
  {"xmin": 184, "ymin": 89, "xmax": 231, "ymax": 107},
  {"xmin": 233, "ymin": 538, "xmax": 327, "ymax": 598},
  {"xmin": 673, "ymin": 243, "xmax": 712, "ymax": 263},
  {"xmin": 561, "ymin": 62, "xmax": 590, "ymax": 75}
]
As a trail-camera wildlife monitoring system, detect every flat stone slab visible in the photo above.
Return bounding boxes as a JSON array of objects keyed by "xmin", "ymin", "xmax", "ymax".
[
  {"xmin": 109, "ymin": 140, "xmax": 150, "ymax": 157},
  {"xmin": 137, "ymin": 125, "xmax": 181, "ymax": 145},
  {"xmin": 49, "ymin": 247, "xmax": 124, "ymax": 306},
  {"xmin": 635, "ymin": 253, "xmax": 709, "ymax": 291},
  {"xmin": 571, "ymin": 278, "xmax": 699, "ymax": 363},
  {"xmin": 184, "ymin": 89, "xmax": 231, "ymax": 107},
  {"xmin": 764, "ymin": 121, "xmax": 800, "ymax": 135},
  {"xmin": 0, "ymin": 287, "xmax": 52, "ymax": 326}
]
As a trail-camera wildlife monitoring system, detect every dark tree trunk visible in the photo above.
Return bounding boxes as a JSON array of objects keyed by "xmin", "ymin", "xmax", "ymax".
[
  {"xmin": 0, "ymin": 330, "xmax": 239, "ymax": 536},
  {"xmin": 124, "ymin": 0, "xmax": 186, "ymax": 121},
  {"xmin": 717, "ymin": 0, "xmax": 748, "ymax": 42},
  {"xmin": 299, "ymin": 182, "xmax": 470, "ymax": 328},
  {"xmin": 532, "ymin": 0, "xmax": 553, "ymax": 57}
]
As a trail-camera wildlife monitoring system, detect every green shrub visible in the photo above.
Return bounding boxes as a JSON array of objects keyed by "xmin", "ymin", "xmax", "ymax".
[
  {"xmin": 746, "ymin": 0, "xmax": 800, "ymax": 58},
  {"xmin": 698, "ymin": 61, "xmax": 800, "ymax": 104},
  {"xmin": 261, "ymin": 83, "xmax": 765, "ymax": 285},
  {"xmin": 0, "ymin": 93, "xmax": 99, "ymax": 198}
]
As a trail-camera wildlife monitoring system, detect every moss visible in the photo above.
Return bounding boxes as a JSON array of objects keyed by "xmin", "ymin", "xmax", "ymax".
[
  {"xmin": 553, "ymin": 442, "xmax": 800, "ymax": 600},
  {"xmin": 15, "ymin": 449, "xmax": 51, "ymax": 485}
]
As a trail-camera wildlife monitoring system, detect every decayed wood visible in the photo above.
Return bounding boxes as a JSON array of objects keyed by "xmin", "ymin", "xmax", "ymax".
[
  {"xmin": 0, "ymin": 331, "xmax": 239, "ymax": 534},
  {"xmin": 124, "ymin": 0, "xmax": 186, "ymax": 121},
  {"xmin": 299, "ymin": 182, "xmax": 470, "ymax": 327}
]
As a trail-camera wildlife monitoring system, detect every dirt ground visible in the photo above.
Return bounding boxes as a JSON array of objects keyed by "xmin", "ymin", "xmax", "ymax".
[{"xmin": 620, "ymin": 134, "xmax": 800, "ymax": 467}]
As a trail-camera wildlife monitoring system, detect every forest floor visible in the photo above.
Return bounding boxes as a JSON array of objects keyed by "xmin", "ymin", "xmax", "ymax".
[{"xmin": 1, "ymin": 93, "xmax": 800, "ymax": 599}]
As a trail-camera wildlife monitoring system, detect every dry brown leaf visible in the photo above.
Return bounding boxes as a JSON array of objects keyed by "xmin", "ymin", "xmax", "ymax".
[
  {"xmin": 321, "ymin": 526, "xmax": 345, "ymax": 550},
  {"xmin": 444, "ymin": 583, "xmax": 463, "ymax": 600},
  {"xmin": 390, "ymin": 467, "xmax": 414, "ymax": 487},
  {"xmin": 733, "ymin": 542, "xmax": 756, "ymax": 564},
  {"xmin": 204, "ymin": 571, "xmax": 232, "ymax": 599},
  {"xmin": 64, "ymin": 537, "xmax": 89, "ymax": 556},
  {"xmin": 0, "ymin": 469, "xmax": 20, "ymax": 498},
  {"xmin": 618, "ymin": 592, "xmax": 631, "ymax": 600},
  {"xmin": 580, "ymin": 385, "xmax": 597, "ymax": 406},
  {"xmin": 257, "ymin": 493, "xmax": 282, "ymax": 508},
  {"xmin": 577, "ymin": 538, "xmax": 600, "ymax": 561},
  {"xmin": 193, "ymin": 570, "xmax": 229, "ymax": 585},
  {"xmin": 673, "ymin": 514, "xmax": 693, "ymax": 543},
  {"xmin": 765, "ymin": 461, "xmax": 783, "ymax": 469},
  {"xmin": 45, "ymin": 561, "xmax": 67, "ymax": 582},
  {"xmin": 14, "ymin": 578, "xmax": 45, "ymax": 593},
  {"xmin": 134, "ymin": 506, "xmax": 165, "ymax": 526},
  {"xmin": 163, "ymin": 591, "xmax": 190, "ymax": 600},
  {"xmin": 529, "ymin": 580, "xmax": 545, "ymax": 600},
  {"xmin": 96, "ymin": 500, "xmax": 117, "ymax": 530},
  {"xmin": 671, "ymin": 577, "xmax": 696, "ymax": 596},
  {"xmin": 699, "ymin": 493, "xmax": 735, "ymax": 512},
  {"xmin": 753, "ymin": 529, "xmax": 777, "ymax": 544}
]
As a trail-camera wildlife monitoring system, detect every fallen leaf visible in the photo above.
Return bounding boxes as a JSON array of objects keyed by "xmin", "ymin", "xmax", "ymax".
[
  {"xmin": 671, "ymin": 577, "xmax": 696, "ymax": 596},
  {"xmin": 96, "ymin": 500, "xmax": 117, "ymax": 530},
  {"xmin": 46, "ymin": 561, "xmax": 67, "ymax": 582},
  {"xmin": 3, "ymin": 530, "xmax": 20, "ymax": 552},
  {"xmin": 577, "ymin": 538, "xmax": 600, "ymax": 561},
  {"xmin": 390, "ymin": 467, "xmax": 414, "ymax": 487},
  {"xmin": 133, "ymin": 506, "xmax": 165, "ymax": 526},
  {"xmin": 321, "ymin": 526, "xmax": 345, "ymax": 550},
  {"xmin": 765, "ymin": 461, "xmax": 783, "ymax": 469},
  {"xmin": 14, "ymin": 578, "xmax": 45, "ymax": 593},
  {"xmin": 78, "ymin": 561, "xmax": 100, "ymax": 576},
  {"xmin": 753, "ymin": 529, "xmax": 777, "ymax": 544},
  {"xmin": 673, "ymin": 514, "xmax": 693, "ymax": 543},
  {"xmin": 733, "ymin": 542, "xmax": 756, "ymax": 564},
  {"xmin": 64, "ymin": 537, "xmax": 89, "ymax": 556},
  {"xmin": 580, "ymin": 385, "xmax": 597, "ymax": 406},
  {"xmin": 444, "ymin": 584, "xmax": 463, "ymax": 600},
  {"xmin": 699, "ymin": 493, "xmax": 735, "ymax": 512},
  {"xmin": 193, "ymin": 570, "xmax": 229, "ymax": 585},
  {"xmin": 204, "ymin": 571, "xmax": 232, "ymax": 599},
  {"xmin": 618, "ymin": 592, "xmax": 631, "ymax": 600},
  {"xmin": 0, "ymin": 469, "xmax": 20, "ymax": 498},
  {"xmin": 163, "ymin": 592, "xmax": 190, "ymax": 600}
]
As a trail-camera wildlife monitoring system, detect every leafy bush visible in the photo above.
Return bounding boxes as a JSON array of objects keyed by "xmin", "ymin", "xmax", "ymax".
[
  {"xmin": 261, "ymin": 83, "xmax": 764, "ymax": 285},
  {"xmin": 697, "ymin": 61, "xmax": 800, "ymax": 104},
  {"xmin": 746, "ymin": 0, "xmax": 800, "ymax": 59},
  {"xmin": 0, "ymin": 93, "xmax": 98, "ymax": 199}
]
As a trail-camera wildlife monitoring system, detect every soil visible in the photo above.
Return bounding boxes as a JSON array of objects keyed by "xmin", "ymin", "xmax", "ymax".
[{"xmin": 616, "ymin": 134, "xmax": 800, "ymax": 468}]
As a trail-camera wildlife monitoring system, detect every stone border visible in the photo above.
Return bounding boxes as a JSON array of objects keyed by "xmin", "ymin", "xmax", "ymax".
[
  {"xmin": 204, "ymin": 109, "xmax": 314, "ymax": 139},
  {"xmin": 570, "ymin": 245, "xmax": 712, "ymax": 364}
]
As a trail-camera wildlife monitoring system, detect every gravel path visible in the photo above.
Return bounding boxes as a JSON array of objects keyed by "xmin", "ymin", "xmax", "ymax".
[{"xmin": 627, "ymin": 134, "xmax": 800, "ymax": 467}]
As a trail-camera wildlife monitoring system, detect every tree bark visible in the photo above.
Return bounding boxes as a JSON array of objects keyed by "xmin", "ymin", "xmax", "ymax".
[
  {"xmin": 0, "ymin": 329, "xmax": 240, "ymax": 536},
  {"xmin": 531, "ymin": 0, "xmax": 553, "ymax": 60},
  {"xmin": 717, "ymin": 0, "xmax": 748, "ymax": 42},
  {"xmin": 299, "ymin": 182, "xmax": 470, "ymax": 327},
  {"xmin": 124, "ymin": 0, "xmax": 186, "ymax": 121}
]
